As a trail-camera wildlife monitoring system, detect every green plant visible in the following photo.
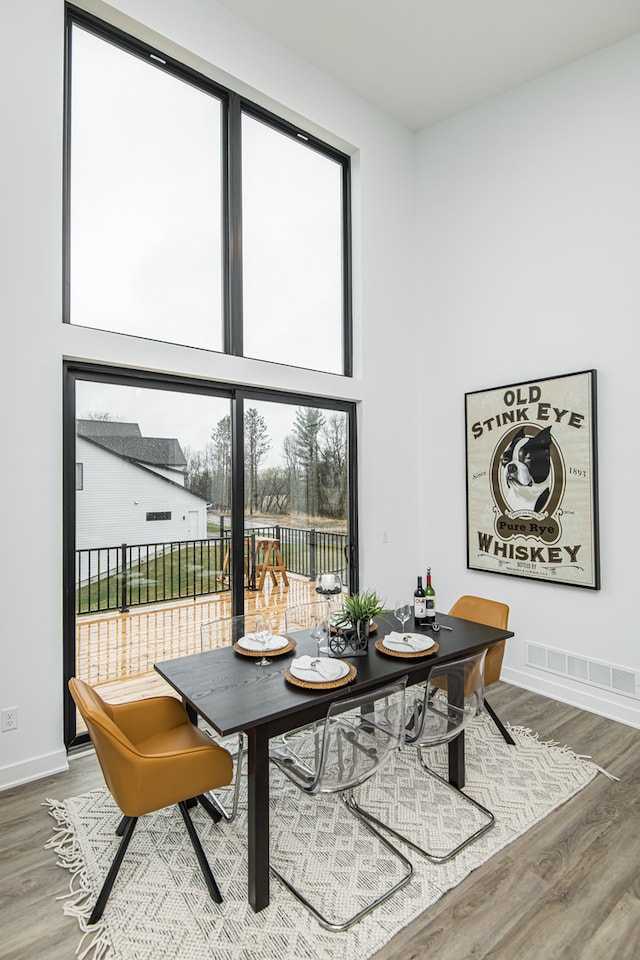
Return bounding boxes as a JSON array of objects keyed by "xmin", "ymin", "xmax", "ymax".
[{"xmin": 336, "ymin": 588, "xmax": 386, "ymax": 626}]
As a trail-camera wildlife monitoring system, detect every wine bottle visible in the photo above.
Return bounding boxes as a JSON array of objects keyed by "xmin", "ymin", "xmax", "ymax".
[
  {"xmin": 414, "ymin": 576, "xmax": 426, "ymax": 628},
  {"xmin": 425, "ymin": 567, "xmax": 436, "ymax": 625}
]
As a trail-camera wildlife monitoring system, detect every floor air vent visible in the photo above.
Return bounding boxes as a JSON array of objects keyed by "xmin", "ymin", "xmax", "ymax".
[{"xmin": 526, "ymin": 643, "xmax": 639, "ymax": 700}]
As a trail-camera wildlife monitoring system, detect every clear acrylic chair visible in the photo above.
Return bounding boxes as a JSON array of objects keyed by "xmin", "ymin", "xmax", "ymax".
[
  {"xmin": 350, "ymin": 649, "xmax": 495, "ymax": 863},
  {"xmin": 284, "ymin": 597, "xmax": 343, "ymax": 635},
  {"xmin": 269, "ymin": 676, "xmax": 412, "ymax": 932},
  {"xmin": 198, "ymin": 613, "xmax": 281, "ymax": 823},
  {"xmin": 201, "ymin": 611, "xmax": 274, "ymax": 652}
]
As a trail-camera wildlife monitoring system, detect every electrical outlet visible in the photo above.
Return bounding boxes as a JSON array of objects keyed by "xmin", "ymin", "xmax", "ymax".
[
  {"xmin": 1, "ymin": 707, "xmax": 18, "ymax": 732},
  {"xmin": 381, "ymin": 528, "xmax": 389, "ymax": 544}
]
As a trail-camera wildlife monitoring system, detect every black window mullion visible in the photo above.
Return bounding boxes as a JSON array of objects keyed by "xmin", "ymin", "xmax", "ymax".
[
  {"xmin": 227, "ymin": 94, "xmax": 243, "ymax": 357},
  {"xmin": 230, "ymin": 392, "xmax": 245, "ymax": 615},
  {"xmin": 341, "ymin": 163, "xmax": 353, "ymax": 377}
]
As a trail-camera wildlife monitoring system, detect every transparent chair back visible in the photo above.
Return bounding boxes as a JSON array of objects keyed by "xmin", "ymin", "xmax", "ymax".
[
  {"xmin": 269, "ymin": 675, "xmax": 412, "ymax": 930},
  {"xmin": 352, "ymin": 649, "xmax": 495, "ymax": 865},
  {"xmin": 284, "ymin": 598, "xmax": 343, "ymax": 634},
  {"xmin": 272, "ymin": 677, "xmax": 408, "ymax": 795},
  {"xmin": 201, "ymin": 612, "xmax": 271, "ymax": 652},
  {"xmin": 408, "ymin": 648, "xmax": 487, "ymax": 746}
]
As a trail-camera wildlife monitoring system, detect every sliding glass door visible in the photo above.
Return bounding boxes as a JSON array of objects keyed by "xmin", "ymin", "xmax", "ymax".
[
  {"xmin": 239, "ymin": 397, "xmax": 352, "ymax": 622},
  {"xmin": 64, "ymin": 366, "xmax": 357, "ymax": 745}
]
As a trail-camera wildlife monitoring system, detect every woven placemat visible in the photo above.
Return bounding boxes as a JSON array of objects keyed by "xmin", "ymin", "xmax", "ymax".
[
  {"xmin": 233, "ymin": 637, "xmax": 297, "ymax": 658},
  {"xmin": 284, "ymin": 660, "xmax": 357, "ymax": 689},
  {"xmin": 374, "ymin": 637, "xmax": 439, "ymax": 658}
]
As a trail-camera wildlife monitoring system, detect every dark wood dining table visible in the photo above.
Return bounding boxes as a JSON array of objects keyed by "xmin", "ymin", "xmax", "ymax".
[{"xmin": 154, "ymin": 610, "xmax": 513, "ymax": 912}]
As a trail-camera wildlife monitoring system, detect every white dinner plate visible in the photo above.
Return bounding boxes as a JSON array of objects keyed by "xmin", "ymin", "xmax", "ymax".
[
  {"xmin": 290, "ymin": 655, "xmax": 349, "ymax": 683},
  {"xmin": 382, "ymin": 632, "xmax": 435, "ymax": 653},
  {"xmin": 237, "ymin": 634, "xmax": 289, "ymax": 652}
]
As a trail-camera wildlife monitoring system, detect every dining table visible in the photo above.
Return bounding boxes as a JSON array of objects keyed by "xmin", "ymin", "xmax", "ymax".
[{"xmin": 154, "ymin": 609, "xmax": 514, "ymax": 912}]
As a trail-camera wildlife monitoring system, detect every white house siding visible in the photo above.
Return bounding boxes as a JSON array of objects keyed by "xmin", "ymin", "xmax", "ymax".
[{"xmin": 76, "ymin": 438, "xmax": 207, "ymax": 552}]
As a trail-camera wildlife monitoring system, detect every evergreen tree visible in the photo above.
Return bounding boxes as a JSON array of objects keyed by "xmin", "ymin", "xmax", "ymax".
[
  {"xmin": 244, "ymin": 407, "xmax": 271, "ymax": 515},
  {"xmin": 289, "ymin": 407, "xmax": 325, "ymax": 519}
]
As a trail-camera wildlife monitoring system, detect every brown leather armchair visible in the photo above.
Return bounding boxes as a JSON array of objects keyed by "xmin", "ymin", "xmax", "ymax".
[
  {"xmin": 448, "ymin": 595, "xmax": 514, "ymax": 745},
  {"xmin": 68, "ymin": 678, "xmax": 234, "ymax": 924}
]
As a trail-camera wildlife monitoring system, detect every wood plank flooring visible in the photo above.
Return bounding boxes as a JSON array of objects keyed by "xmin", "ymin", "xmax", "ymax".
[{"xmin": 1, "ymin": 682, "xmax": 639, "ymax": 960}]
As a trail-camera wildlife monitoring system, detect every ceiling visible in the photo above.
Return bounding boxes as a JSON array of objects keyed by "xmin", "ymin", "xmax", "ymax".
[{"xmin": 215, "ymin": 0, "xmax": 640, "ymax": 130}]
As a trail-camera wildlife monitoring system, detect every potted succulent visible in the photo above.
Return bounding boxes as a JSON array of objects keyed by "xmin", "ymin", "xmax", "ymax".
[{"xmin": 333, "ymin": 588, "xmax": 386, "ymax": 653}]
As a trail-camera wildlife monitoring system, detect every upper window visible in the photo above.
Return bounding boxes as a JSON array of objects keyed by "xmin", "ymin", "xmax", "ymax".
[
  {"xmin": 241, "ymin": 115, "xmax": 345, "ymax": 374},
  {"xmin": 65, "ymin": 9, "xmax": 351, "ymax": 376}
]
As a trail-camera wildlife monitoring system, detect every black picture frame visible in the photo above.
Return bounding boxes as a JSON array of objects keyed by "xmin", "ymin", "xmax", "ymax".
[{"xmin": 465, "ymin": 370, "xmax": 600, "ymax": 589}]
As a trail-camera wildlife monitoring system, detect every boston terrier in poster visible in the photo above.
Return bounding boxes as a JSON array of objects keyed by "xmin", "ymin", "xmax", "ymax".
[{"xmin": 501, "ymin": 426, "xmax": 552, "ymax": 514}]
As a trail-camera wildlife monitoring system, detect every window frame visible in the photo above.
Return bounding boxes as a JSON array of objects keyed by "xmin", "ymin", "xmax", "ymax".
[
  {"xmin": 63, "ymin": 4, "xmax": 352, "ymax": 377},
  {"xmin": 63, "ymin": 361, "xmax": 359, "ymax": 748}
]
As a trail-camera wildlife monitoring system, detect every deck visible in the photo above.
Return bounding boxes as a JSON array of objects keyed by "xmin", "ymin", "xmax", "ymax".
[{"xmin": 75, "ymin": 574, "xmax": 317, "ymax": 707}]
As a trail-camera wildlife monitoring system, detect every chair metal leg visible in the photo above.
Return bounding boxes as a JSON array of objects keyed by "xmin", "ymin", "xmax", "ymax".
[
  {"xmin": 269, "ymin": 790, "xmax": 413, "ymax": 932},
  {"xmin": 350, "ymin": 757, "xmax": 495, "ymax": 865},
  {"xmin": 177, "ymin": 801, "xmax": 223, "ymax": 903},
  {"xmin": 89, "ymin": 815, "xmax": 138, "ymax": 925},
  {"xmin": 202, "ymin": 733, "xmax": 244, "ymax": 823},
  {"xmin": 196, "ymin": 792, "xmax": 222, "ymax": 823},
  {"xmin": 484, "ymin": 697, "xmax": 516, "ymax": 745},
  {"xmin": 115, "ymin": 814, "xmax": 132, "ymax": 836}
]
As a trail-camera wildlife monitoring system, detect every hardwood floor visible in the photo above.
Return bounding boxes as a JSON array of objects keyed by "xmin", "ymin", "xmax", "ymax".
[{"xmin": 2, "ymin": 682, "xmax": 639, "ymax": 960}]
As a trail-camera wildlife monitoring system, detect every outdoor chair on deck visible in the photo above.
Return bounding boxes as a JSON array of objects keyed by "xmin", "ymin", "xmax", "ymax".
[
  {"xmin": 269, "ymin": 677, "xmax": 412, "ymax": 932},
  {"xmin": 350, "ymin": 649, "xmax": 495, "ymax": 863},
  {"xmin": 68, "ymin": 677, "xmax": 233, "ymax": 924},
  {"xmin": 448, "ymin": 595, "xmax": 514, "ymax": 745}
]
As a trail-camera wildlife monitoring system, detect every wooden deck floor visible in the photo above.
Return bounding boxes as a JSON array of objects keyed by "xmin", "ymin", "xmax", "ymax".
[{"xmin": 75, "ymin": 574, "xmax": 317, "ymax": 706}]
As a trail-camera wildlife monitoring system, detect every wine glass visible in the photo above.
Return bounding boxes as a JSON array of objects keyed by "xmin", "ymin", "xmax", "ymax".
[
  {"xmin": 394, "ymin": 600, "xmax": 411, "ymax": 637},
  {"xmin": 310, "ymin": 615, "xmax": 329, "ymax": 656},
  {"xmin": 254, "ymin": 613, "xmax": 274, "ymax": 667}
]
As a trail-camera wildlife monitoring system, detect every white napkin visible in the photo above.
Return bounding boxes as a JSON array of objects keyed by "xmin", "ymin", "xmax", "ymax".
[
  {"xmin": 383, "ymin": 631, "xmax": 434, "ymax": 653},
  {"xmin": 237, "ymin": 633, "xmax": 289, "ymax": 652},
  {"xmin": 290, "ymin": 655, "xmax": 347, "ymax": 682}
]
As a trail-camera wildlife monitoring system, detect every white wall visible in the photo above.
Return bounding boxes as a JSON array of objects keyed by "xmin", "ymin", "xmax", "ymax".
[
  {"xmin": 0, "ymin": 0, "xmax": 417, "ymax": 788},
  {"xmin": 416, "ymin": 33, "xmax": 640, "ymax": 728}
]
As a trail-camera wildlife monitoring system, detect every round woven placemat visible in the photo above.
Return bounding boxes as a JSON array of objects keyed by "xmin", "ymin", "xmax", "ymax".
[
  {"xmin": 374, "ymin": 637, "xmax": 439, "ymax": 659},
  {"xmin": 284, "ymin": 660, "xmax": 357, "ymax": 689},
  {"xmin": 233, "ymin": 637, "xmax": 297, "ymax": 658}
]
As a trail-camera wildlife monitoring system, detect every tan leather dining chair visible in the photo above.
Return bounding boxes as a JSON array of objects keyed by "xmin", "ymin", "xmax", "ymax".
[
  {"xmin": 448, "ymin": 594, "xmax": 514, "ymax": 744},
  {"xmin": 68, "ymin": 678, "xmax": 233, "ymax": 925}
]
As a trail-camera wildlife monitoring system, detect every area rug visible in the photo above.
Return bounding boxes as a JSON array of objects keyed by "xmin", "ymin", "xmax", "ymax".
[{"xmin": 45, "ymin": 715, "xmax": 607, "ymax": 960}]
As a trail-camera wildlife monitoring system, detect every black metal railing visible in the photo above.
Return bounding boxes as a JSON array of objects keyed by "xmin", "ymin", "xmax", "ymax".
[{"xmin": 76, "ymin": 524, "xmax": 348, "ymax": 615}]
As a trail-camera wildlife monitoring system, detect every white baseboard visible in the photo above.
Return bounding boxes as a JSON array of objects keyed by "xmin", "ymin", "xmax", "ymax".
[
  {"xmin": 502, "ymin": 666, "xmax": 640, "ymax": 730},
  {"xmin": 0, "ymin": 749, "xmax": 69, "ymax": 792}
]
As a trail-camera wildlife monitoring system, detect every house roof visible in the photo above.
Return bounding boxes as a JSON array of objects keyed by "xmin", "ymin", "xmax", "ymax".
[{"xmin": 77, "ymin": 420, "xmax": 187, "ymax": 469}]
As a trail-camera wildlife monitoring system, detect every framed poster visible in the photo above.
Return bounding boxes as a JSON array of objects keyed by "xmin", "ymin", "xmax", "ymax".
[{"xmin": 465, "ymin": 370, "xmax": 600, "ymax": 589}]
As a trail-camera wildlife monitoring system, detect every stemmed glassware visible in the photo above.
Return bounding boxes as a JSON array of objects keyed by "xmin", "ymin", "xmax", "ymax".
[
  {"xmin": 254, "ymin": 613, "xmax": 274, "ymax": 667},
  {"xmin": 394, "ymin": 600, "xmax": 411, "ymax": 637},
  {"xmin": 310, "ymin": 615, "xmax": 330, "ymax": 656}
]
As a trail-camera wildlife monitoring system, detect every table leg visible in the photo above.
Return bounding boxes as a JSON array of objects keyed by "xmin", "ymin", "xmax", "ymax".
[
  {"xmin": 448, "ymin": 731, "xmax": 465, "ymax": 789},
  {"xmin": 447, "ymin": 667, "xmax": 466, "ymax": 789},
  {"xmin": 247, "ymin": 726, "xmax": 270, "ymax": 911}
]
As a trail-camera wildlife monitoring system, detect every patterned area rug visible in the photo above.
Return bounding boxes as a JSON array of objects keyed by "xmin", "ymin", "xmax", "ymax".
[{"xmin": 46, "ymin": 715, "xmax": 603, "ymax": 960}]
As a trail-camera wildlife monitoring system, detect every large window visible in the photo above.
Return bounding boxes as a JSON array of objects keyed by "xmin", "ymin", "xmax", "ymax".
[{"xmin": 65, "ymin": 7, "xmax": 352, "ymax": 375}]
